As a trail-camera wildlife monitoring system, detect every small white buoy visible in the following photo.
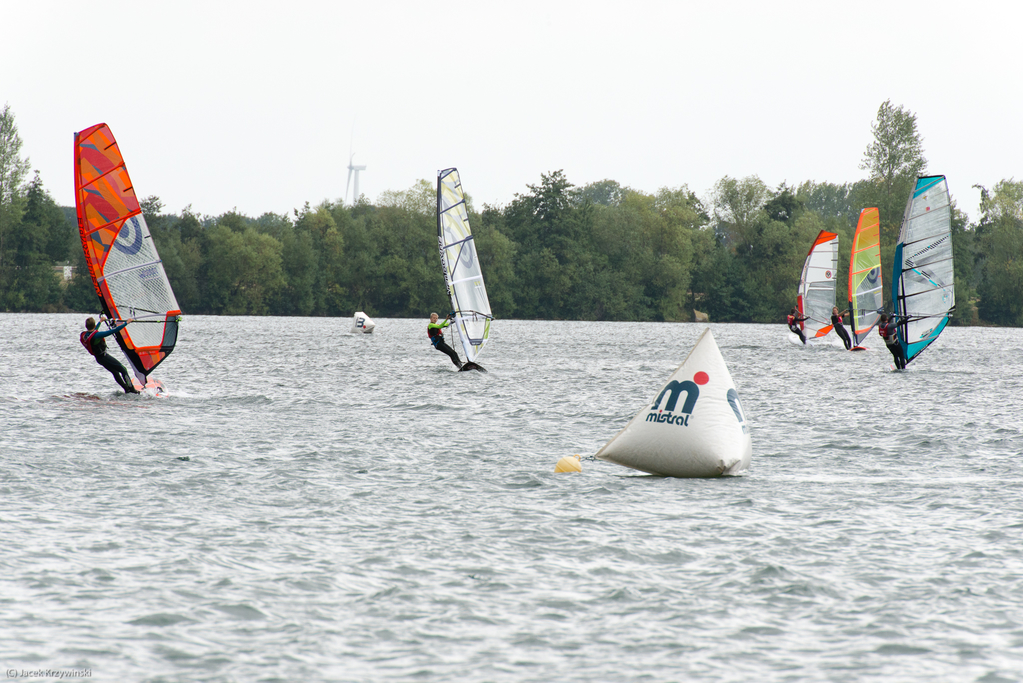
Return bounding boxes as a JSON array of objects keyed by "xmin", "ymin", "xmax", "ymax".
[{"xmin": 351, "ymin": 312, "xmax": 375, "ymax": 334}]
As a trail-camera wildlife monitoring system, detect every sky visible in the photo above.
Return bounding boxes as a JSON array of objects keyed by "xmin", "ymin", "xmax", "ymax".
[{"xmin": 2, "ymin": 0, "xmax": 1020, "ymax": 223}]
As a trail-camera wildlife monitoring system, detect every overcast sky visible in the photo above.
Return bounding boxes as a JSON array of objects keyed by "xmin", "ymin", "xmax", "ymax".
[{"xmin": 3, "ymin": 0, "xmax": 1020, "ymax": 222}]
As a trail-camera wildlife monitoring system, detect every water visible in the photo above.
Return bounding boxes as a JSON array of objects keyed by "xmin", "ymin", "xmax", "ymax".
[{"xmin": 2, "ymin": 314, "xmax": 1022, "ymax": 682}]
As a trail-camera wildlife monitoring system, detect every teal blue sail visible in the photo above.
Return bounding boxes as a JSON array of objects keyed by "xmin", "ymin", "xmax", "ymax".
[{"xmin": 892, "ymin": 176, "xmax": 954, "ymax": 364}]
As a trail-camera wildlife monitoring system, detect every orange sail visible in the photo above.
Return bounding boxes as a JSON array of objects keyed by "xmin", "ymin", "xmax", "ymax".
[{"xmin": 74, "ymin": 124, "xmax": 180, "ymax": 378}]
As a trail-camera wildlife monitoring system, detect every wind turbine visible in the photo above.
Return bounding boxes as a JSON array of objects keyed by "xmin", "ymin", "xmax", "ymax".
[{"xmin": 345, "ymin": 142, "xmax": 367, "ymax": 205}]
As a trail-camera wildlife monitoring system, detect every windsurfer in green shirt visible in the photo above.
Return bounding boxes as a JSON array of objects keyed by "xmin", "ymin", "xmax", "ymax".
[{"xmin": 427, "ymin": 312, "xmax": 463, "ymax": 369}]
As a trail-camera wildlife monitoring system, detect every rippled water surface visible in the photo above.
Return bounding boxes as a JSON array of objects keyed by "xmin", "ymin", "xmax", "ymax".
[{"xmin": 2, "ymin": 314, "xmax": 1022, "ymax": 682}]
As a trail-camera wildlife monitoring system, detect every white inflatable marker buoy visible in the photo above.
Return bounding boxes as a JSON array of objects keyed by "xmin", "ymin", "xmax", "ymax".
[
  {"xmin": 351, "ymin": 311, "xmax": 375, "ymax": 334},
  {"xmin": 595, "ymin": 328, "xmax": 752, "ymax": 478},
  {"xmin": 555, "ymin": 455, "xmax": 582, "ymax": 473}
]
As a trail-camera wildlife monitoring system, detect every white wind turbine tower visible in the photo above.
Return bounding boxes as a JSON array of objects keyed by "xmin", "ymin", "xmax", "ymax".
[{"xmin": 345, "ymin": 137, "xmax": 367, "ymax": 205}]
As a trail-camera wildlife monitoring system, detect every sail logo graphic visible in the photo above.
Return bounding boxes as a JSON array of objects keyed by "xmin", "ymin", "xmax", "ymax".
[
  {"xmin": 825, "ymin": 270, "xmax": 833, "ymax": 279},
  {"xmin": 646, "ymin": 371, "xmax": 708, "ymax": 426},
  {"xmin": 114, "ymin": 217, "xmax": 144, "ymax": 256},
  {"xmin": 905, "ymin": 234, "xmax": 949, "ymax": 268},
  {"xmin": 866, "ymin": 267, "xmax": 879, "ymax": 283}
]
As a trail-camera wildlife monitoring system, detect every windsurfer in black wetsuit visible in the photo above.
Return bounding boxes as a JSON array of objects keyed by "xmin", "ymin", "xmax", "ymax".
[
  {"xmin": 831, "ymin": 306, "xmax": 852, "ymax": 350},
  {"xmin": 878, "ymin": 313, "xmax": 906, "ymax": 369},
  {"xmin": 427, "ymin": 312, "xmax": 463, "ymax": 369},
  {"xmin": 81, "ymin": 315, "xmax": 139, "ymax": 393},
  {"xmin": 787, "ymin": 307, "xmax": 809, "ymax": 345}
]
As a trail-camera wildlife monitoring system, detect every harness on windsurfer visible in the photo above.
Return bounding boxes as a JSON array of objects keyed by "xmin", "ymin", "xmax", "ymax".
[
  {"xmin": 427, "ymin": 312, "xmax": 462, "ymax": 369},
  {"xmin": 878, "ymin": 313, "xmax": 906, "ymax": 370},
  {"xmin": 787, "ymin": 308, "xmax": 809, "ymax": 345},
  {"xmin": 81, "ymin": 315, "xmax": 139, "ymax": 393}
]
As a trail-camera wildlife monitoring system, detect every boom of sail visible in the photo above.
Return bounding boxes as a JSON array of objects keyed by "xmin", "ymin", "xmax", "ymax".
[
  {"xmin": 74, "ymin": 123, "xmax": 181, "ymax": 380},
  {"xmin": 893, "ymin": 175, "xmax": 954, "ymax": 364},
  {"xmin": 437, "ymin": 168, "xmax": 492, "ymax": 365},
  {"xmin": 797, "ymin": 231, "xmax": 839, "ymax": 339},
  {"xmin": 849, "ymin": 208, "xmax": 882, "ymax": 346}
]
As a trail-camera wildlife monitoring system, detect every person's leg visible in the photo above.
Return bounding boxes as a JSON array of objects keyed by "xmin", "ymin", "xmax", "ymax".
[
  {"xmin": 837, "ymin": 325, "xmax": 851, "ymax": 350},
  {"xmin": 435, "ymin": 340, "xmax": 462, "ymax": 368},
  {"xmin": 97, "ymin": 354, "xmax": 135, "ymax": 392}
]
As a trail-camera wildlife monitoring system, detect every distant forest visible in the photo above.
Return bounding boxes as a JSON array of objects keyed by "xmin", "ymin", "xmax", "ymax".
[{"xmin": 2, "ymin": 101, "xmax": 1021, "ymax": 326}]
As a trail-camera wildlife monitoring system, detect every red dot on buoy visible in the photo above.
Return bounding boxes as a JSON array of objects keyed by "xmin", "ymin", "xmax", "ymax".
[{"xmin": 694, "ymin": 371, "xmax": 709, "ymax": 385}]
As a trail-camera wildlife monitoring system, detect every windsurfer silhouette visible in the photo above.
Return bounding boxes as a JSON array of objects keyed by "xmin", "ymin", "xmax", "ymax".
[
  {"xmin": 831, "ymin": 306, "xmax": 852, "ymax": 350},
  {"xmin": 427, "ymin": 312, "xmax": 463, "ymax": 369},
  {"xmin": 80, "ymin": 315, "xmax": 139, "ymax": 393},
  {"xmin": 878, "ymin": 313, "xmax": 906, "ymax": 369},
  {"xmin": 787, "ymin": 308, "xmax": 809, "ymax": 345}
]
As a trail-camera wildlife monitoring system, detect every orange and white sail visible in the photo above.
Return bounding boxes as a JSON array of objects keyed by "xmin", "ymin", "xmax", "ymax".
[
  {"xmin": 74, "ymin": 124, "xmax": 181, "ymax": 380},
  {"xmin": 797, "ymin": 230, "xmax": 839, "ymax": 339}
]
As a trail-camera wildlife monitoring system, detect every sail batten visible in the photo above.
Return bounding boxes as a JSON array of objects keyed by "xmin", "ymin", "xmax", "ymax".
[
  {"xmin": 893, "ymin": 175, "xmax": 954, "ymax": 364},
  {"xmin": 437, "ymin": 168, "xmax": 493, "ymax": 365},
  {"xmin": 74, "ymin": 123, "xmax": 181, "ymax": 380}
]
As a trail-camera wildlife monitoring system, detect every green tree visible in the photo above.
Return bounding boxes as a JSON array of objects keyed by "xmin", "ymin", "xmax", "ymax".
[
  {"xmin": 473, "ymin": 206, "xmax": 517, "ymax": 318},
  {"xmin": 860, "ymin": 99, "xmax": 927, "ymax": 226},
  {"xmin": 974, "ymin": 180, "xmax": 1023, "ymax": 326},
  {"xmin": 378, "ymin": 178, "xmax": 435, "ymax": 216},
  {"xmin": 795, "ymin": 180, "xmax": 867, "ymax": 227},
  {"xmin": 201, "ymin": 225, "xmax": 285, "ymax": 315},
  {"xmin": 709, "ymin": 175, "xmax": 770, "ymax": 252},
  {"xmin": 0, "ymin": 172, "xmax": 67, "ymax": 311},
  {"xmin": 578, "ymin": 179, "xmax": 628, "ymax": 207},
  {"xmin": 0, "ymin": 103, "xmax": 31, "ymax": 280}
]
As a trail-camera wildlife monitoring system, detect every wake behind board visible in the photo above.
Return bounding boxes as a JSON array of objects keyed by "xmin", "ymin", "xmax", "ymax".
[
  {"xmin": 788, "ymin": 332, "xmax": 844, "ymax": 348},
  {"xmin": 131, "ymin": 376, "xmax": 167, "ymax": 396}
]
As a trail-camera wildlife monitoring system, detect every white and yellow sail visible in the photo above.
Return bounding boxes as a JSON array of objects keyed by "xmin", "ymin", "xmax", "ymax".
[{"xmin": 437, "ymin": 168, "xmax": 493, "ymax": 365}]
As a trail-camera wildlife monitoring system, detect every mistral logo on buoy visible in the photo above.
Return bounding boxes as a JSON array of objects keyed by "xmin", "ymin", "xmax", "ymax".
[{"xmin": 646, "ymin": 371, "xmax": 709, "ymax": 426}]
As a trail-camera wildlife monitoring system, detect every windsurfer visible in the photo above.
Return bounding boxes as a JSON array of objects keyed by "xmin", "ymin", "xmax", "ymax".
[
  {"xmin": 878, "ymin": 313, "xmax": 906, "ymax": 369},
  {"xmin": 427, "ymin": 312, "xmax": 463, "ymax": 369},
  {"xmin": 81, "ymin": 315, "xmax": 139, "ymax": 393},
  {"xmin": 787, "ymin": 308, "xmax": 809, "ymax": 345},
  {"xmin": 831, "ymin": 306, "xmax": 852, "ymax": 350}
]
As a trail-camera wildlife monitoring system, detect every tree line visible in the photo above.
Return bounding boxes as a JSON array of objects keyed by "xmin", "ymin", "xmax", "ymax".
[{"xmin": 1, "ymin": 101, "xmax": 1021, "ymax": 326}]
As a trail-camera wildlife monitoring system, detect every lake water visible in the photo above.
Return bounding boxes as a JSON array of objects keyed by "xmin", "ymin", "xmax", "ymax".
[{"xmin": 1, "ymin": 314, "xmax": 1022, "ymax": 682}]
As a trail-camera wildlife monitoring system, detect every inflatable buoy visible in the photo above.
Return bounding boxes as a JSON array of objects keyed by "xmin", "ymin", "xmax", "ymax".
[
  {"xmin": 595, "ymin": 328, "xmax": 752, "ymax": 478},
  {"xmin": 352, "ymin": 312, "xmax": 375, "ymax": 333},
  {"xmin": 555, "ymin": 455, "xmax": 582, "ymax": 473}
]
